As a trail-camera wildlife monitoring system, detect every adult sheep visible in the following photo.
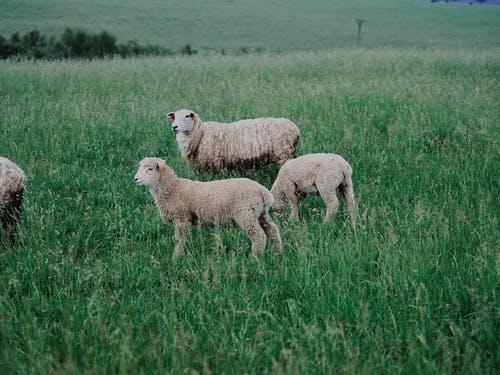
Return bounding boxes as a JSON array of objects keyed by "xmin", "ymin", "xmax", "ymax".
[
  {"xmin": 0, "ymin": 157, "xmax": 26, "ymax": 245},
  {"xmin": 167, "ymin": 109, "xmax": 300, "ymax": 173},
  {"xmin": 271, "ymin": 153, "xmax": 357, "ymax": 227},
  {"xmin": 134, "ymin": 157, "xmax": 282, "ymax": 258}
]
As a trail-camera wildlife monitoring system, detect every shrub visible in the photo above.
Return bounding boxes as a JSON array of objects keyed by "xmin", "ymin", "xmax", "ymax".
[{"xmin": 0, "ymin": 28, "xmax": 178, "ymax": 60}]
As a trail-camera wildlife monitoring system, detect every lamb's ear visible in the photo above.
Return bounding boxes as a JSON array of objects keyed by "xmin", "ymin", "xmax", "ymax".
[
  {"xmin": 167, "ymin": 112, "xmax": 175, "ymax": 120},
  {"xmin": 189, "ymin": 112, "xmax": 195, "ymax": 119},
  {"xmin": 156, "ymin": 159, "xmax": 168, "ymax": 171}
]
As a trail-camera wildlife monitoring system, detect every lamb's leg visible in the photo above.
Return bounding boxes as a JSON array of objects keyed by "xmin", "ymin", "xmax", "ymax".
[
  {"xmin": 173, "ymin": 221, "xmax": 191, "ymax": 259},
  {"xmin": 1, "ymin": 191, "xmax": 23, "ymax": 246},
  {"xmin": 288, "ymin": 196, "xmax": 300, "ymax": 221},
  {"xmin": 236, "ymin": 217, "xmax": 267, "ymax": 257},
  {"xmin": 274, "ymin": 177, "xmax": 300, "ymax": 221},
  {"xmin": 340, "ymin": 182, "xmax": 357, "ymax": 229},
  {"xmin": 258, "ymin": 212, "xmax": 282, "ymax": 256},
  {"xmin": 283, "ymin": 187, "xmax": 301, "ymax": 221},
  {"xmin": 317, "ymin": 183, "xmax": 339, "ymax": 223}
]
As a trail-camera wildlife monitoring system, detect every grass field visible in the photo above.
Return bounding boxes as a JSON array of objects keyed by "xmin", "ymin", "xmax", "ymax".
[
  {"xmin": 0, "ymin": 48, "xmax": 499, "ymax": 373},
  {"xmin": 1, "ymin": 0, "xmax": 500, "ymax": 52}
]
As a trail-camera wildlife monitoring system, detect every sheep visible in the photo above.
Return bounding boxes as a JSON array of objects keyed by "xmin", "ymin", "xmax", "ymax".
[
  {"xmin": 270, "ymin": 153, "xmax": 357, "ymax": 227},
  {"xmin": 166, "ymin": 109, "xmax": 300, "ymax": 173},
  {"xmin": 134, "ymin": 157, "xmax": 282, "ymax": 258},
  {"xmin": 0, "ymin": 157, "xmax": 26, "ymax": 245}
]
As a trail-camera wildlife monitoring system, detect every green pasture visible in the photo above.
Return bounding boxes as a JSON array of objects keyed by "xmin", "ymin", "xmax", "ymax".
[
  {"xmin": 0, "ymin": 48, "xmax": 499, "ymax": 373},
  {"xmin": 1, "ymin": 0, "xmax": 500, "ymax": 52}
]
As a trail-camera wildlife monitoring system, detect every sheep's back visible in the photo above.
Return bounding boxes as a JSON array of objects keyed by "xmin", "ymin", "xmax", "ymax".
[
  {"xmin": 0, "ymin": 157, "xmax": 26, "ymax": 204},
  {"xmin": 196, "ymin": 118, "xmax": 299, "ymax": 169},
  {"xmin": 177, "ymin": 178, "xmax": 271, "ymax": 224},
  {"xmin": 278, "ymin": 153, "xmax": 350, "ymax": 188}
]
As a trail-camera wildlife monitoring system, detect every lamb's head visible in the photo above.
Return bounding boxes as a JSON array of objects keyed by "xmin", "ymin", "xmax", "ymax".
[
  {"xmin": 270, "ymin": 184, "xmax": 288, "ymax": 215},
  {"xmin": 134, "ymin": 157, "xmax": 174, "ymax": 188},
  {"xmin": 167, "ymin": 109, "xmax": 200, "ymax": 135}
]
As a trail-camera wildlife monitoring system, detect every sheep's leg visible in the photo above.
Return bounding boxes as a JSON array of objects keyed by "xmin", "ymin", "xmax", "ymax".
[
  {"xmin": 172, "ymin": 221, "xmax": 191, "ymax": 259},
  {"xmin": 236, "ymin": 217, "xmax": 267, "ymax": 256},
  {"xmin": 285, "ymin": 189, "xmax": 302, "ymax": 221},
  {"xmin": 317, "ymin": 184, "xmax": 339, "ymax": 223},
  {"xmin": 258, "ymin": 212, "xmax": 282, "ymax": 256},
  {"xmin": 1, "ymin": 192, "xmax": 23, "ymax": 246},
  {"xmin": 1, "ymin": 215, "xmax": 16, "ymax": 246},
  {"xmin": 340, "ymin": 182, "xmax": 357, "ymax": 229},
  {"xmin": 276, "ymin": 178, "xmax": 300, "ymax": 221}
]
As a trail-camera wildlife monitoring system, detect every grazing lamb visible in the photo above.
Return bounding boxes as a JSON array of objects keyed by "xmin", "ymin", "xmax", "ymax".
[
  {"xmin": 134, "ymin": 157, "xmax": 282, "ymax": 258},
  {"xmin": 0, "ymin": 157, "xmax": 26, "ymax": 245},
  {"xmin": 271, "ymin": 153, "xmax": 357, "ymax": 227},
  {"xmin": 167, "ymin": 109, "xmax": 300, "ymax": 173}
]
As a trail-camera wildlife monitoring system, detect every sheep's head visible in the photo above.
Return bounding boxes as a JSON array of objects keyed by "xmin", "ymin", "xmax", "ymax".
[
  {"xmin": 270, "ymin": 185, "xmax": 288, "ymax": 214},
  {"xmin": 167, "ymin": 109, "xmax": 199, "ymax": 135},
  {"xmin": 134, "ymin": 157, "xmax": 171, "ymax": 188}
]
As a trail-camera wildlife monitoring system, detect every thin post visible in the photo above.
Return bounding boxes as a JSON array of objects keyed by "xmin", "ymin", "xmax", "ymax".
[{"xmin": 356, "ymin": 18, "xmax": 366, "ymax": 47}]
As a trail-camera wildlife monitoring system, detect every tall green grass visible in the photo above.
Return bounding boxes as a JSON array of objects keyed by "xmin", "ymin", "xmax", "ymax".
[{"xmin": 0, "ymin": 49, "xmax": 499, "ymax": 373}]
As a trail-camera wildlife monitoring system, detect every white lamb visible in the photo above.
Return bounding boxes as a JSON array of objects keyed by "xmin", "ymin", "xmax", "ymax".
[
  {"xmin": 270, "ymin": 153, "xmax": 357, "ymax": 227},
  {"xmin": 167, "ymin": 109, "xmax": 300, "ymax": 173},
  {"xmin": 0, "ymin": 157, "xmax": 26, "ymax": 245},
  {"xmin": 134, "ymin": 157, "xmax": 282, "ymax": 258}
]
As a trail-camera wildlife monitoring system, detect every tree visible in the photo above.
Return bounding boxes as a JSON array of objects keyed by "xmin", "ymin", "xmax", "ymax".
[{"xmin": 91, "ymin": 31, "xmax": 117, "ymax": 57}]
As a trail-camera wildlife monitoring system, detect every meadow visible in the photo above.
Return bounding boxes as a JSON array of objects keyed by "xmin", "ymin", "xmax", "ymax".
[
  {"xmin": 0, "ymin": 48, "xmax": 499, "ymax": 373},
  {"xmin": 1, "ymin": 0, "xmax": 500, "ymax": 52}
]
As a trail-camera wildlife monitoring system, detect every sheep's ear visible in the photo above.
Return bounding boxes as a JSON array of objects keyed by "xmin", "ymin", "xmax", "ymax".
[
  {"xmin": 189, "ymin": 112, "xmax": 195, "ymax": 119},
  {"xmin": 156, "ymin": 160, "xmax": 167, "ymax": 171},
  {"xmin": 167, "ymin": 112, "xmax": 175, "ymax": 120}
]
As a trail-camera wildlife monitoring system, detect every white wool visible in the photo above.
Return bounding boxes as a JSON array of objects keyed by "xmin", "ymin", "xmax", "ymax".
[
  {"xmin": 0, "ymin": 156, "xmax": 26, "ymax": 245},
  {"xmin": 167, "ymin": 109, "xmax": 300, "ymax": 172},
  {"xmin": 271, "ymin": 153, "xmax": 357, "ymax": 227}
]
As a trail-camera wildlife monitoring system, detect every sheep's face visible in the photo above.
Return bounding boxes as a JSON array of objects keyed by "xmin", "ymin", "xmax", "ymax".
[
  {"xmin": 134, "ymin": 158, "xmax": 166, "ymax": 188},
  {"xmin": 272, "ymin": 195, "xmax": 288, "ymax": 214},
  {"xmin": 167, "ymin": 109, "xmax": 197, "ymax": 135},
  {"xmin": 270, "ymin": 186, "xmax": 288, "ymax": 214}
]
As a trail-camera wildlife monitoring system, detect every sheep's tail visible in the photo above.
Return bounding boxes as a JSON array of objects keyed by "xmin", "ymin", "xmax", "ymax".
[{"xmin": 339, "ymin": 171, "xmax": 357, "ymax": 229}]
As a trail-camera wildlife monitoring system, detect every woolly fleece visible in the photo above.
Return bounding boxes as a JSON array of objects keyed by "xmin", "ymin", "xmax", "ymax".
[
  {"xmin": 167, "ymin": 109, "xmax": 299, "ymax": 172},
  {"xmin": 271, "ymin": 153, "xmax": 357, "ymax": 226},
  {"xmin": 0, "ymin": 156, "xmax": 26, "ymax": 244}
]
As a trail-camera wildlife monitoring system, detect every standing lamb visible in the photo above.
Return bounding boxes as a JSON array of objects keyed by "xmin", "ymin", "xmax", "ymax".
[
  {"xmin": 167, "ymin": 109, "xmax": 300, "ymax": 173},
  {"xmin": 0, "ymin": 157, "xmax": 26, "ymax": 245},
  {"xmin": 134, "ymin": 157, "xmax": 282, "ymax": 258},
  {"xmin": 271, "ymin": 153, "xmax": 357, "ymax": 227}
]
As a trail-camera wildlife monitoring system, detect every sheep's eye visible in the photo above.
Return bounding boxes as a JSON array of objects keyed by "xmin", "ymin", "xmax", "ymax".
[
  {"xmin": 185, "ymin": 114, "xmax": 191, "ymax": 118},
  {"xmin": 147, "ymin": 167, "xmax": 153, "ymax": 172}
]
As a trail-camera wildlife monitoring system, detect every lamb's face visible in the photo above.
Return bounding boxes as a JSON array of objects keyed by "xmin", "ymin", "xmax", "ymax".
[
  {"xmin": 270, "ymin": 186, "xmax": 288, "ymax": 214},
  {"xmin": 134, "ymin": 158, "xmax": 165, "ymax": 188},
  {"xmin": 272, "ymin": 195, "xmax": 288, "ymax": 214},
  {"xmin": 167, "ymin": 109, "xmax": 197, "ymax": 135}
]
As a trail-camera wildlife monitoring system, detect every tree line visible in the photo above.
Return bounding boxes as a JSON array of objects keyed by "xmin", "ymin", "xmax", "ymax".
[{"xmin": 0, "ymin": 28, "xmax": 197, "ymax": 60}]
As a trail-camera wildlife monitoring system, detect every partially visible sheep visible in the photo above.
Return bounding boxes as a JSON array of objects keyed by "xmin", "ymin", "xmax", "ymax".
[
  {"xmin": 134, "ymin": 157, "xmax": 282, "ymax": 258},
  {"xmin": 271, "ymin": 153, "xmax": 357, "ymax": 227},
  {"xmin": 0, "ymin": 157, "xmax": 26, "ymax": 245},
  {"xmin": 167, "ymin": 109, "xmax": 300, "ymax": 173}
]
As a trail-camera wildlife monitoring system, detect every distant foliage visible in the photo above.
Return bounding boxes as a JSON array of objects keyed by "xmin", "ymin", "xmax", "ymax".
[
  {"xmin": 0, "ymin": 28, "xmax": 198, "ymax": 59},
  {"xmin": 430, "ymin": 0, "xmax": 489, "ymax": 3}
]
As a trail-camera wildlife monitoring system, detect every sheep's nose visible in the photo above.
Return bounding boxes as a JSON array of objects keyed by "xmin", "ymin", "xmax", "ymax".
[{"xmin": 171, "ymin": 125, "xmax": 178, "ymax": 133}]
